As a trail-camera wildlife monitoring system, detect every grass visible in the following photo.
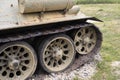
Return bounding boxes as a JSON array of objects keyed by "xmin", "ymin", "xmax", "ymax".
[
  {"xmin": 79, "ymin": 4, "xmax": 120, "ymax": 80},
  {"xmin": 75, "ymin": 0, "xmax": 120, "ymax": 4}
]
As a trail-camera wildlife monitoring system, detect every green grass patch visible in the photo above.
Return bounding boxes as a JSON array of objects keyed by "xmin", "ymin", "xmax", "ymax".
[
  {"xmin": 75, "ymin": 0, "xmax": 120, "ymax": 4},
  {"xmin": 92, "ymin": 62, "xmax": 117, "ymax": 80},
  {"xmin": 79, "ymin": 4, "xmax": 120, "ymax": 80}
]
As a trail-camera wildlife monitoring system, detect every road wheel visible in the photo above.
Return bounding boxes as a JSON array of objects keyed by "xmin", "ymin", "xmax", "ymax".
[
  {"xmin": 0, "ymin": 41, "xmax": 37, "ymax": 80},
  {"xmin": 74, "ymin": 27, "xmax": 97, "ymax": 54},
  {"xmin": 38, "ymin": 34, "xmax": 75, "ymax": 73}
]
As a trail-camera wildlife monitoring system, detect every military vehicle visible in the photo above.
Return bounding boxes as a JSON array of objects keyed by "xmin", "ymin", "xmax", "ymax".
[{"xmin": 0, "ymin": 0, "xmax": 102, "ymax": 80}]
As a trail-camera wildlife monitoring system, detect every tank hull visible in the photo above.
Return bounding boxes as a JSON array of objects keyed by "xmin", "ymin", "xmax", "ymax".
[{"xmin": 0, "ymin": 0, "xmax": 101, "ymax": 31}]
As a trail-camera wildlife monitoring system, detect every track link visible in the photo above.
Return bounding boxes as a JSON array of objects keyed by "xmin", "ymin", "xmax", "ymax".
[{"xmin": 0, "ymin": 23, "xmax": 92, "ymax": 43}]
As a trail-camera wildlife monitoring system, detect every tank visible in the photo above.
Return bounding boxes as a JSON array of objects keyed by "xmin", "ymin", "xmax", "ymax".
[{"xmin": 0, "ymin": 0, "xmax": 102, "ymax": 80}]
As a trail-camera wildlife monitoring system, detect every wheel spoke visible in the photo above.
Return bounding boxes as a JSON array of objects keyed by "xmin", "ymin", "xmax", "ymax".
[
  {"xmin": 54, "ymin": 59, "xmax": 59, "ymax": 67},
  {"xmin": 20, "ymin": 58, "xmax": 31, "ymax": 61},
  {"xmin": 89, "ymin": 39, "xmax": 96, "ymax": 44},
  {"xmin": 46, "ymin": 58, "xmax": 51, "ymax": 64},
  {"xmin": 46, "ymin": 49, "xmax": 53, "ymax": 53},
  {"xmin": 62, "ymin": 48, "xmax": 69, "ymax": 51},
  {"xmin": 44, "ymin": 53, "xmax": 52, "ymax": 58},
  {"xmin": 6, "ymin": 70, "xmax": 10, "ymax": 77},
  {"xmin": 76, "ymin": 38, "xmax": 82, "ymax": 42},
  {"xmin": 0, "ymin": 57, "xmax": 9, "ymax": 61},
  {"xmin": 62, "ymin": 54, "xmax": 69, "ymax": 58},
  {"xmin": 61, "ymin": 44, "xmax": 68, "ymax": 49},
  {"xmin": 85, "ymin": 43, "xmax": 90, "ymax": 52},
  {"xmin": 0, "ymin": 62, "xmax": 7, "ymax": 66},
  {"xmin": 81, "ymin": 28, "xmax": 86, "ymax": 35},
  {"xmin": 60, "ymin": 58, "xmax": 65, "ymax": 64},
  {"xmin": 58, "ymin": 40, "xmax": 66, "ymax": 48},
  {"xmin": 50, "ymin": 59, "xmax": 55, "ymax": 67},
  {"xmin": 18, "ymin": 67, "xmax": 24, "ymax": 75},
  {"xmin": 10, "ymin": 47, "xmax": 14, "ymax": 53},
  {"xmin": 87, "ymin": 32, "xmax": 92, "ymax": 37},
  {"xmin": 21, "ymin": 63, "xmax": 30, "ymax": 68},
  {"xmin": 15, "ymin": 47, "xmax": 21, "ymax": 56},
  {"xmin": 19, "ymin": 51, "xmax": 28, "ymax": 58},
  {"xmin": 3, "ymin": 51, "xmax": 12, "ymax": 60}
]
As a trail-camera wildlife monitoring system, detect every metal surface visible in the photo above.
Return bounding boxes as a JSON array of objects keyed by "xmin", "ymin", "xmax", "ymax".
[
  {"xmin": 19, "ymin": 0, "xmax": 74, "ymax": 13},
  {"xmin": 0, "ymin": 0, "xmax": 102, "ymax": 31},
  {"xmin": 67, "ymin": 5, "xmax": 80, "ymax": 14},
  {"xmin": 74, "ymin": 27, "xmax": 97, "ymax": 54},
  {"xmin": 39, "ymin": 34, "xmax": 75, "ymax": 73},
  {"xmin": 0, "ymin": 42, "xmax": 37, "ymax": 80}
]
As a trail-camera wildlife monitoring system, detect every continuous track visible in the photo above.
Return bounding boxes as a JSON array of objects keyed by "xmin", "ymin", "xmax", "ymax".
[{"xmin": 0, "ymin": 23, "xmax": 102, "ymax": 80}]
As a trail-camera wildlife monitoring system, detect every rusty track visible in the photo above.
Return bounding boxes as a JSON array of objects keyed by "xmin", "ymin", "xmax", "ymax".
[{"xmin": 0, "ymin": 23, "xmax": 102, "ymax": 80}]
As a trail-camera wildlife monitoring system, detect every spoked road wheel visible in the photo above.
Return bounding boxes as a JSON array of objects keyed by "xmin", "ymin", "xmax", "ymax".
[
  {"xmin": 38, "ymin": 34, "xmax": 75, "ymax": 73},
  {"xmin": 74, "ymin": 26, "xmax": 97, "ymax": 54},
  {"xmin": 0, "ymin": 42, "xmax": 37, "ymax": 80}
]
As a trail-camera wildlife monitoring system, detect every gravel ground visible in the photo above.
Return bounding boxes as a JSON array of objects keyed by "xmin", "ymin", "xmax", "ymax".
[
  {"xmin": 111, "ymin": 61, "xmax": 120, "ymax": 80},
  {"xmin": 44, "ymin": 62, "xmax": 96, "ymax": 80},
  {"xmin": 43, "ymin": 53, "xmax": 102, "ymax": 80},
  {"xmin": 28, "ymin": 53, "xmax": 102, "ymax": 80}
]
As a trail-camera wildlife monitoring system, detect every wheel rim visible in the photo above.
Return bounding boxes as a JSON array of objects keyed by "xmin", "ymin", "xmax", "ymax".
[
  {"xmin": 0, "ymin": 42, "xmax": 37, "ymax": 80},
  {"xmin": 41, "ymin": 35, "xmax": 75, "ymax": 72},
  {"xmin": 74, "ymin": 27, "xmax": 97, "ymax": 54}
]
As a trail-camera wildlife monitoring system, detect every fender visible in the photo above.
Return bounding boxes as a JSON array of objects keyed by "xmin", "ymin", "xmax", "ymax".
[{"xmin": 85, "ymin": 17, "xmax": 103, "ymax": 22}]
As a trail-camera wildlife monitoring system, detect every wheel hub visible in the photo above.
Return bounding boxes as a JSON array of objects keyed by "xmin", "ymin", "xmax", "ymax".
[
  {"xmin": 53, "ymin": 48, "xmax": 63, "ymax": 60},
  {"xmin": 84, "ymin": 37, "xmax": 90, "ymax": 43},
  {"xmin": 9, "ymin": 59, "xmax": 20, "ymax": 70}
]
